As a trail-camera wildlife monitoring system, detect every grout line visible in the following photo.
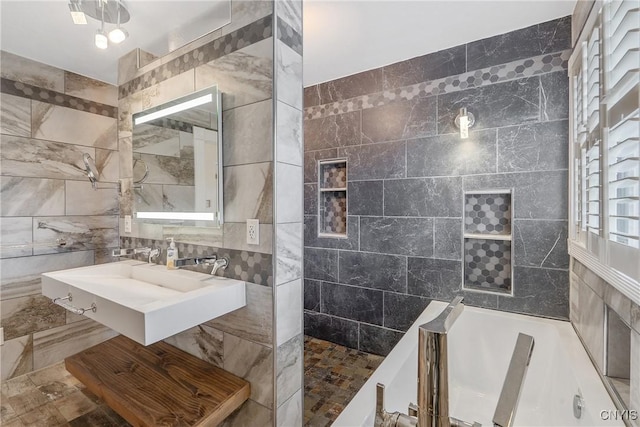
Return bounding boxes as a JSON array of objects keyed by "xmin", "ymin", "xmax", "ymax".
[
  {"xmin": 495, "ymin": 128, "xmax": 499, "ymax": 173},
  {"xmin": 404, "ymin": 256, "xmax": 409, "ymax": 294},
  {"xmin": 404, "ymin": 140, "xmax": 408, "ymax": 178},
  {"xmin": 465, "ymin": 43, "xmax": 468, "ymax": 73},
  {"xmin": 432, "ymin": 219, "xmax": 436, "ymax": 259},
  {"xmin": 344, "ymin": 168, "xmax": 569, "ymax": 182},
  {"xmin": 304, "ymin": 246, "xmax": 464, "ymax": 262},
  {"xmin": 381, "ymin": 290, "xmax": 385, "ymax": 327}
]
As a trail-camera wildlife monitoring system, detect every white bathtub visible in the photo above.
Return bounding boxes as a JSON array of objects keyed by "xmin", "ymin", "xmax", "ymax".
[{"xmin": 334, "ymin": 301, "xmax": 623, "ymax": 427}]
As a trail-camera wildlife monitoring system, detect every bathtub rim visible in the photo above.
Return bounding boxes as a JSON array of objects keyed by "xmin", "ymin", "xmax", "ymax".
[{"xmin": 332, "ymin": 300, "xmax": 622, "ymax": 427}]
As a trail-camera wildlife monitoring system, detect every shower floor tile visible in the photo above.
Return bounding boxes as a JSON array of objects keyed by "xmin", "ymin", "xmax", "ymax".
[
  {"xmin": 1, "ymin": 336, "xmax": 383, "ymax": 426},
  {"xmin": 304, "ymin": 336, "xmax": 384, "ymax": 427}
]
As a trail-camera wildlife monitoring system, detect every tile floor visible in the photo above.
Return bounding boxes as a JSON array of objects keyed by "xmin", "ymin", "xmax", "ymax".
[
  {"xmin": 304, "ymin": 336, "xmax": 384, "ymax": 427},
  {"xmin": 1, "ymin": 336, "xmax": 383, "ymax": 427},
  {"xmin": 1, "ymin": 362, "xmax": 129, "ymax": 426}
]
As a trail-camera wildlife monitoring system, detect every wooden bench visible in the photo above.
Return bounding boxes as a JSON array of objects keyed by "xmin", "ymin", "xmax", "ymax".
[{"xmin": 65, "ymin": 335, "xmax": 250, "ymax": 426}]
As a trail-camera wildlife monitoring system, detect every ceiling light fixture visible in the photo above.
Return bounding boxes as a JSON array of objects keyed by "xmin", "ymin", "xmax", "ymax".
[
  {"xmin": 94, "ymin": 0, "xmax": 108, "ymax": 49},
  {"xmin": 108, "ymin": 1, "xmax": 128, "ymax": 44},
  {"xmin": 69, "ymin": 0, "xmax": 130, "ymax": 49},
  {"xmin": 68, "ymin": 0, "xmax": 87, "ymax": 25},
  {"xmin": 95, "ymin": 30, "xmax": 108, "ymax": 49}
]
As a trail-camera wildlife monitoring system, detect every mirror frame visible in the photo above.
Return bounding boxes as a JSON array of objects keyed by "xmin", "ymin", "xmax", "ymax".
[{"xmin": 131, "ymin": 85, "xmax": 224, "ymax": 226}]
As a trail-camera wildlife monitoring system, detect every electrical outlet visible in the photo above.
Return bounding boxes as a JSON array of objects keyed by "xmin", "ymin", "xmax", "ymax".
[
  {"xmin": 247, "ymin": 219, "xmax": 259, "ymax": 245},
  {"xmin": 124, "ymin": 215, "xmax": 132, "ymax": 233}
]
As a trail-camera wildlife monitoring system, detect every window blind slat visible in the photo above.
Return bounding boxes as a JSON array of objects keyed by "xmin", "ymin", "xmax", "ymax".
[{"xmin": 610, "ymin": 49, "xmax": 640, "ymax": 85}]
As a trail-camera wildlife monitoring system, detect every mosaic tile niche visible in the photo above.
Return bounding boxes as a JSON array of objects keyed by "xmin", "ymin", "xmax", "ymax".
[
  {"xmin": 318, "ymin": 159, "xmax": 347, "ymax": 237},
  {"xmin": 463, "ymin": 192, "xmax": 513, "ymax": 294}
]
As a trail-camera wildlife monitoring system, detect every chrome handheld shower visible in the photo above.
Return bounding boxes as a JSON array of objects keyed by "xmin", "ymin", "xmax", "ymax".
[{"xmin": 83, "ymin": 153, "xmax": 100, "ymax": 189}]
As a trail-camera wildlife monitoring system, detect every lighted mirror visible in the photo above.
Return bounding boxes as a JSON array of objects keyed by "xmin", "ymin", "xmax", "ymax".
[{"xmin": 132, "ymin": 86, "xmax": 223, "ymax": 226}]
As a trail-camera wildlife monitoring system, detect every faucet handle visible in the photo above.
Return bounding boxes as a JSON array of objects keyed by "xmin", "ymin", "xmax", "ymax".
[
  {"xmin": 408, "ymin": 403, "xmax": 418, "ymax": 417},
  {"xmin": 210, "ymin": 257, "xmax": 229, "ymax": 275},
  {"xmin": 375, "ymin": 383, "xmax": 386, "ymax": 426},
  {"xmin": 148, "ymin": 248, "xmax": 160, "ymax": 263}
]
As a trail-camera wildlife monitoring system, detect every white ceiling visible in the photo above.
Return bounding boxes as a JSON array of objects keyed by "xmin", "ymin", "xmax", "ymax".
[
  {"xmin": 0, "ymin": 0, "xmax": 576, "ymax": 87},
  {"xmin": 303, "ymin": 0, "xmax": 576, "ymax": 86}
]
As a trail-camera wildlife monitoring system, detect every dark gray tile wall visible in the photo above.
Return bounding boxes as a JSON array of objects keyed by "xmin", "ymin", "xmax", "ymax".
[
  {"xmin": 466, "ymin": 16, "xmax": 571, "ymax": 71},
  {"xmin": 303, "ymin": 16, "xmax": 571, "ymax": 356}
]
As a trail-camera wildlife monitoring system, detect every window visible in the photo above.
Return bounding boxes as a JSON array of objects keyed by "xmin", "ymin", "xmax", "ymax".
[
  {"xmin": 586, "ymin": 24, "xmax": 601, "ymax": 235},
  {"xmin": 605, "ymin": 0, "xmax": 639, "ymax": 250},
  {"xmin": 569, "ymin": 0, "xmax": 640, "ymax": 303}
]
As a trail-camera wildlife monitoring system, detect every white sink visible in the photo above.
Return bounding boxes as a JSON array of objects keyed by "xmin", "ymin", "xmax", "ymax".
[{"xmin": 41, "ymin": 260, "xmax": 246, "ymax": 345}]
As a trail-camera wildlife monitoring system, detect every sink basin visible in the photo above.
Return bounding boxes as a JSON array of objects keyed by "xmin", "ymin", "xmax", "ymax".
[{"xmin": 41, "ymin": 260, "xmax": 245, "ymax": 345}]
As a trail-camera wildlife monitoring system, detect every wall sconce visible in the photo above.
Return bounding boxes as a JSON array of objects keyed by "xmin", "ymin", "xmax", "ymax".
[{"xmin": 454, "ymin": 107, "xmax": 475, "ymax": 139}]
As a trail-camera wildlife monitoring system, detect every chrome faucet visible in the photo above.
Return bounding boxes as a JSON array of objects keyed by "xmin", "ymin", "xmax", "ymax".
[
  {"xmin": 174, "ymin": 256, "xmax": 228, "ymax": 275},
  {"xmin": 376, "ymin": 296, "xmax": 480, "ymax": 427},
  {"xmin": 418, "ymin": 295, "xmax": 480, "ymax": 427},
  {"xmin": 210, "ymin": 257, "xmax": 229, "ymax": 275},
  {"xmin": 113, "ymin": 247, "xmax": 151, "ymax": 257},
  {"xmin": 174, "ymin": 256, "xmax": 217, "ymax": 270}
]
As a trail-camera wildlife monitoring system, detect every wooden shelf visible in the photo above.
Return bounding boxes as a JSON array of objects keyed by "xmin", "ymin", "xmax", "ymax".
[
  {"xmin": 464, "ymin": 233, "xmax": 512, "ymax": 241},
  {"xmin": 65, "ymin": 335, "xmax": 250, "ymax": 427}
]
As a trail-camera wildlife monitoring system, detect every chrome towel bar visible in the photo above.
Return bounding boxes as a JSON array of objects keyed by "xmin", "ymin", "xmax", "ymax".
[{"xmin": 53, "ymin": 293, "xmax": 97, "ymax": 315}]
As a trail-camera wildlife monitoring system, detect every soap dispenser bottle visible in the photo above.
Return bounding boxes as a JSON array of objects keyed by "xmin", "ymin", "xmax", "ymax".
[{"xmin": 166, "ymin": 238, "xmax": 178, "ymax": 270}]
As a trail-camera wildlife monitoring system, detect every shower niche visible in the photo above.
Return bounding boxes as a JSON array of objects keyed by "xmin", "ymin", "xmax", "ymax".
[
  {"xmin": 317, "ymin": 159, "xmax": 347, "ymax": 238},
  {"xmin": 463, "ymin": 190, "xmax": 513, "ymax": 295}
]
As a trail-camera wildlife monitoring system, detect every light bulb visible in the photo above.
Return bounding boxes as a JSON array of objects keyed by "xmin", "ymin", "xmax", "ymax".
[
  {"xmin": 68, "ymin": 2, "xmax": 87, "ymax": 24},
  {"xmin": 109, "ymin": 27, "xmax": 128, "ymax": 44},
  {"xmin": 459, "ymin": 115, "xmax": 469, "ymax": 139},
  {"xmin": 95, "ymin": 30, "xmax": 108, "ymax": 49}
]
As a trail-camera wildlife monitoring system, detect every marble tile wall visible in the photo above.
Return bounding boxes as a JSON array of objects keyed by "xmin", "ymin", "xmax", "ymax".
[
  {"xmin": 0, "ymin": 52, "xmax": 119, "ymax": 381},
  {"xmin": 571, "ymin": 260, "xmax": 640, "ymax": 424},
  {"xmin": 117, "ymin": 2, "xmax": 303, "ymax": 425},
  {"xmin": 273, "ymin": 1, "xmax": 304, "ymax": 425},
  {"xmin": 303, "ymin": 16, "xmax": 572, "ymax": 356}
]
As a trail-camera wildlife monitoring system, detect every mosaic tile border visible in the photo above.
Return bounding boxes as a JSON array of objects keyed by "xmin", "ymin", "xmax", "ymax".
[
  {"xmin": 119, "ymin": 15, "xmax": 274, "ymax": 99},
  {"xmin": 120, "ymin": 237, "xmax": 273, "ymax": 286},
  {"xmin": 304, "ymin": 50, "xmax": 571, "ymax": 121},
  {"xmin": 277, "ymin": 18, "xmax": 302, "ymax": 55},
  {"xmin": 1, "ymin": 78, "xmax": 117, "ymax": 119}
]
